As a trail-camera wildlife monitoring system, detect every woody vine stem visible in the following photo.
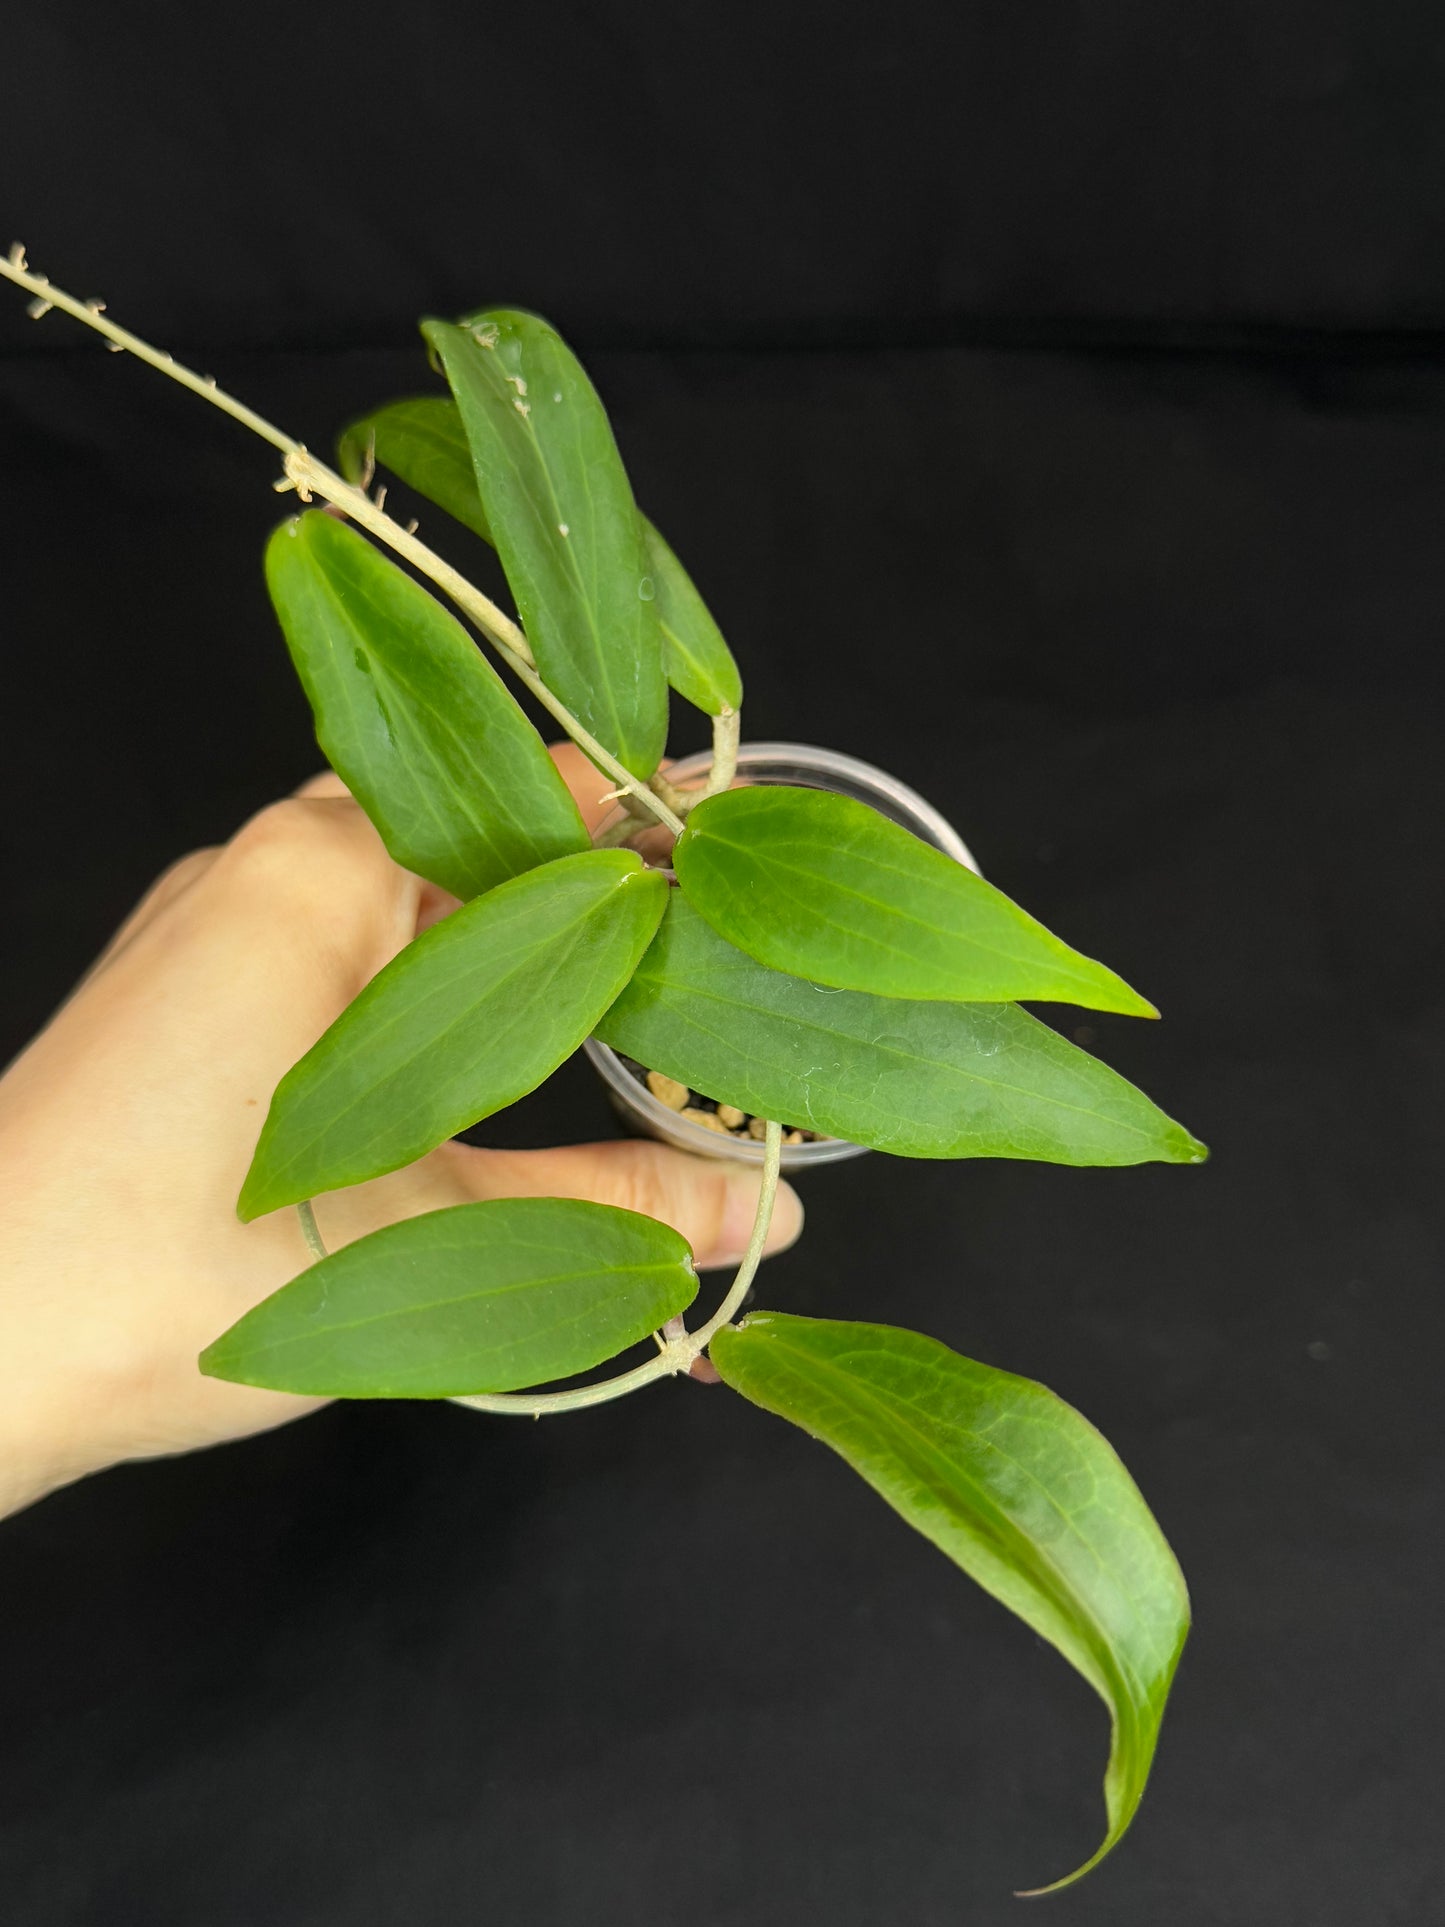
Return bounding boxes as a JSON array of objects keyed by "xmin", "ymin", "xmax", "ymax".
[
  {"xmin": 0, "ymin": 243, "xmax": 748, "ymax": 837},
  {"xmin": 2, "ymin": 243, "xmax": 779, "ymax": 1413}
]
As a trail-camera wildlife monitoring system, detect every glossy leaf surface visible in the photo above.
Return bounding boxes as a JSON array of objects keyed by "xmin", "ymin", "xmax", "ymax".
[
  {"xmin": 594, "ymin": 898, "xmax": 1205, "ymax": 1165},
  {"xmin": 266, "ymin": 511, "xmax": 587, "ymax": 900},
  {"xmin": 340, "ymin": 395, "xmax": 742, "ymax": 716},
  {"xmin": 674, "ymin": 786, "xmax": 1154, "ymax": 1014},
  {"xmin": 338, "ymin": 396, "xmax": 494, "ymax": 542},
  {"xmin": 422, "ymin": 313, "xmax": 668, "ymax": 777},
  {"xmin": 710, "ymin": 1313, "xmax": 1189, "ymax": 1890},
  {"xmin": 641, "ymin": 519, "xmax": 742, "ymax": 715},
  {"xmin": 203, "ymin": 1198, "xmax": 698, "ymax": 1397},
  {"xmin": 240, "ymin": 852, "xmax": 667, "ymax": 1221}
]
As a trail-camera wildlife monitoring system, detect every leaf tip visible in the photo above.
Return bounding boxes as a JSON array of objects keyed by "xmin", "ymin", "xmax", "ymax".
[
  {"xmin": 1093, "ymin": 971, "xmax": 1159, "ymax": 1021},
  {"xmin": 1011, "ymin": 1824, "xmax": 1125, "ymax": 1898},
  {"xmin": 235, "ymin": 1169, "xmax": 275, "ymax": 1225},
  {"xmin": 196, "ymin": 1337, "xmax": 233, "ymax": 1383}
]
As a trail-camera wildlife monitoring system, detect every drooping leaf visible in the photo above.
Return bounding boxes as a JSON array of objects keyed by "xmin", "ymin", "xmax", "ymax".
[
  {"xmin": 710, "ymin": 1313, "xmax": 1189, "ymax": 1891},
  {"xmin": 338, "ymin": 396, "xmax": 494, "ymax": 542},
  {"xmin": 203, "ymin": 1198, "xmax": 698, "ymax": 1397},
  {"xmin": 641, "ymin": 519, "xmax": 742, "ymax": 715},
  {"xmin": 674, "ymin": 786, "xmax": 1154, "ymax": 1015},
  {"xmin": 421, "ymin": 313, "xmax": 668, "ymax": 777},
  {"xmin": 337, "ymin": 395, "xmax": 743, "ymax": 717},
  {"xmin": 239, "ymin": 851, "xmax": 667, "ymax": 1221},
  {"xmin": 265, "ymin": 511, "xmax": 587, "ymax": 900},
  {"xmin": 594, "ymin": 897, "xmax": 1205, "ymax": 1166}
]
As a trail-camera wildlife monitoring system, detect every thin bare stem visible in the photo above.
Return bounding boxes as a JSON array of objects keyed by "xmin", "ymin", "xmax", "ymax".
[
  {"xmin": 666, "ymin": 706, "xmax": 741, "ymax": 821},
  {"xmin": 702, "ymin": 706, "xmax": 741, "ymax": 801},
  {"xmin": 681, "ymin": 1118, "xmax": 781, "ymax": 1349},
  {"xmin": 282, "ymin": 454, "xmax": 685, "ymax": 840},
  {"xmin": 295, "ymin": 1200, "xmax": 328, "ymax": 1264},
  {"xmin": 0, "ymin": 246, "xmax": 683, "ymax": 839},
  {"xmin": 281, "ymin": 1130, "xmax": 783, "ymax": 1419},
  {"xmin": 449, "ymin": 1119, "xmax": 783, "ymax": 1418}
]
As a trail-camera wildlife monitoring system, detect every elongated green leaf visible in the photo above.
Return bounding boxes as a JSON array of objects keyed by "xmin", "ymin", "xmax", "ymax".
[
  {"xmin": 338, "ymin": 396, "xmax": 743, "ymax": 717},
  {"xmin": 338, "ymin": 396, "xmax": 494, "ymax": 542},
  {"xmin": 641, "ymin": 519, "xmax": 742, "ymax": 715},
  {"xmin": 421, "ymin": 313, "xmax": 668, "ymax": 777},
  {"xmin": 710, "ymin": 1313, "xmax": 1189, "ymax": 1891},
  {"xmin": 203, "ymin": 1198, "xmax": 697, "ymax": 1397},
  {"xmin": 594, "ymin": 897, "xmax": 1205, "ymax": 1165},
  {"xmin": 266, "ymin": 511, "xmax": 587, "ymax": 900},
  {"xmin": 674, "ymin": 786, "xmax": 1154, "ymax": 1015},
  {"xmin": 240, "ymin": 851, "xmax": 667, "ymax": 1221}
]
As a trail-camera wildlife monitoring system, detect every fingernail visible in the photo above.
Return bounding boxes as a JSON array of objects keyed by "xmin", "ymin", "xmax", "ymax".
[{"xmin": 707, "ymin": 1172, "xmax": 804, "ymax": 1270}]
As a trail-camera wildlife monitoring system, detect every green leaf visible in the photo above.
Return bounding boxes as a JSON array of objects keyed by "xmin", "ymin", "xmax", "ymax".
[
  {"xmin": 338, "ymin": 396, "xmax": 494, "ymax": 542},
  {"xmin": 710, "ymin": 1313, "xmax": 1189, "ymax": 1891},
  {"xmin": 337, "ymin": 396, "xmax": 743, "ymax": 718},
  {"xmin": 641, "ymin": 519, "xmax": 743, "ymax": 715},
  {"xmin": 594, "ymin": 896, "xmax": 1205, "ymax": 1166},
  {"xmin": 266, "ymin": 511, "xmax": 587, "ymax": 900},
  {"xmin": 202, "ymin": 1198, "xmax": 698, "ymax": 1397},
  {"xmin": 239, "ymin": 851, "xmax": 667, "ymax": 1221},
  {"xmin": 420, "ymin": 313, "xmax": 669, "ymax": 777},
  {"xmin": 673, "ymin": 786, "xmax": 1154, "ymax": 1015}
]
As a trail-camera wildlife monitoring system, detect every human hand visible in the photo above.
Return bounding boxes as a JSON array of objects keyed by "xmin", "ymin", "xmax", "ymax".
[{"xmin": 0, "ymin": 746, "xmax": 803, "ymax": 1519}]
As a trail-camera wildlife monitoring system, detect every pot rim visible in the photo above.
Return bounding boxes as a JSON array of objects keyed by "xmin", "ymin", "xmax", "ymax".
[{"xmin": 584, "ymin": 740, "xmax": 979, "ymax": 1170}]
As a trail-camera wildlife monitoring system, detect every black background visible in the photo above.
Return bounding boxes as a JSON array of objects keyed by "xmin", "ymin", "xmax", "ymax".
[{"xmin": 2, "ymin": 5, "xmax": 1443, "ymax": 1923}]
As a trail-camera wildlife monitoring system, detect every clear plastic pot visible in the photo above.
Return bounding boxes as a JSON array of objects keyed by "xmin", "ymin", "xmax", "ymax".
[{"xmin": 583, "ymin": 741, "xmax": 979, "ymax": 1172}]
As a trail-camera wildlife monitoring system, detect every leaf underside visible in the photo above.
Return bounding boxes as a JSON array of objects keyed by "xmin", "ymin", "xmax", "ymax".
[{"xmin": 710, "ymin": 1313, "xmax": 1190, "ymax": 1891}]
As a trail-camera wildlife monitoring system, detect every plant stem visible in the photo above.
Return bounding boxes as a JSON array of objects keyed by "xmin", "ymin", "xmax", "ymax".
[
  {"xmin": 702, "ymin": 706, "xmax": 741, "ymax": 801},
  {"xmin": 0, "ymin": 246, "xmax": 683, "ymax": 839},
  {"xmin": 677, "ymin": 1115, "xmax": 782, "ymax": 1350},
  {"xmin": 295, "ymin": 1200, "xmax": 328, "ymax": 1264},
  {"xmin": 283, "ymin": 1123, "xmax": 783, "ymax": 1416},
  {"xmin": 450, "ymin": 1118, "xmax": 783, "ymax": 1418}
]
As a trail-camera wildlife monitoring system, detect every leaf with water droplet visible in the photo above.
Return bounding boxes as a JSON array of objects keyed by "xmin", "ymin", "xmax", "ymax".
[
  {"xmin": 420, "ymin": 312, "xmax": 668, "ymax": 777},
  {"xmin": 338, "ymin": 395, "xmax": 743, "ymax": 717}
]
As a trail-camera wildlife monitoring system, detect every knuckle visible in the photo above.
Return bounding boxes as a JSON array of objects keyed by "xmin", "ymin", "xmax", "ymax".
[
  {"xmin": 152, "ymin": 846, "xmax": 220, "ymax": 897},
  {"xmin": 225, "ymin": 797, "xmax": 382, "ymax": 894},
  {"xmin": 218, "ymin": 798, "xmax": 416, "ymax": 965}
]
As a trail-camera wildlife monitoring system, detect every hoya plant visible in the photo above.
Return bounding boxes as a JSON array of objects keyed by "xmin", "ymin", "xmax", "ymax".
[{"xmin": 2, "ymin": 244, "xmax": 1207, "ymax": 1893}]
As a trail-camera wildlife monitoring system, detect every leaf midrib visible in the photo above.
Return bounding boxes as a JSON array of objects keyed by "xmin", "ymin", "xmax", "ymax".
[
  {"xmin": 691, "ymin": 825, "xmax": 1113, "ymax": 993},
  {"xmin": 739, "ymin": 1327, "xmax": 1160, "ymax": 1711},
  {"xmin": 262, "ymin": 877, "xmax": 637, "ymax": 1187},
  {"xmin": 227, "ymin": 1256, "xmax": 682, "ymax": 1356},
  {"xmin": 625, "ymin": 960, "xmax": 1161, "ymax": 1146}
]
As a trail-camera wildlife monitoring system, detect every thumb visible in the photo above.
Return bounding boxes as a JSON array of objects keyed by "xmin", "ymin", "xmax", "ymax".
[{"xmin": 438, "ymin": 1136, "xmax": 804, "ymax": 1272}]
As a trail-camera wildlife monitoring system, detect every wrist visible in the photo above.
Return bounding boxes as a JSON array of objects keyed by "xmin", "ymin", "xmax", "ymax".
[
  {"xmin": 0, "ymin": 1291, "xmax": 123, "ymax": 1522},
  {"xmin": 0, "ymin": 1382, "xmax": 98, "ymax": 1520}
]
